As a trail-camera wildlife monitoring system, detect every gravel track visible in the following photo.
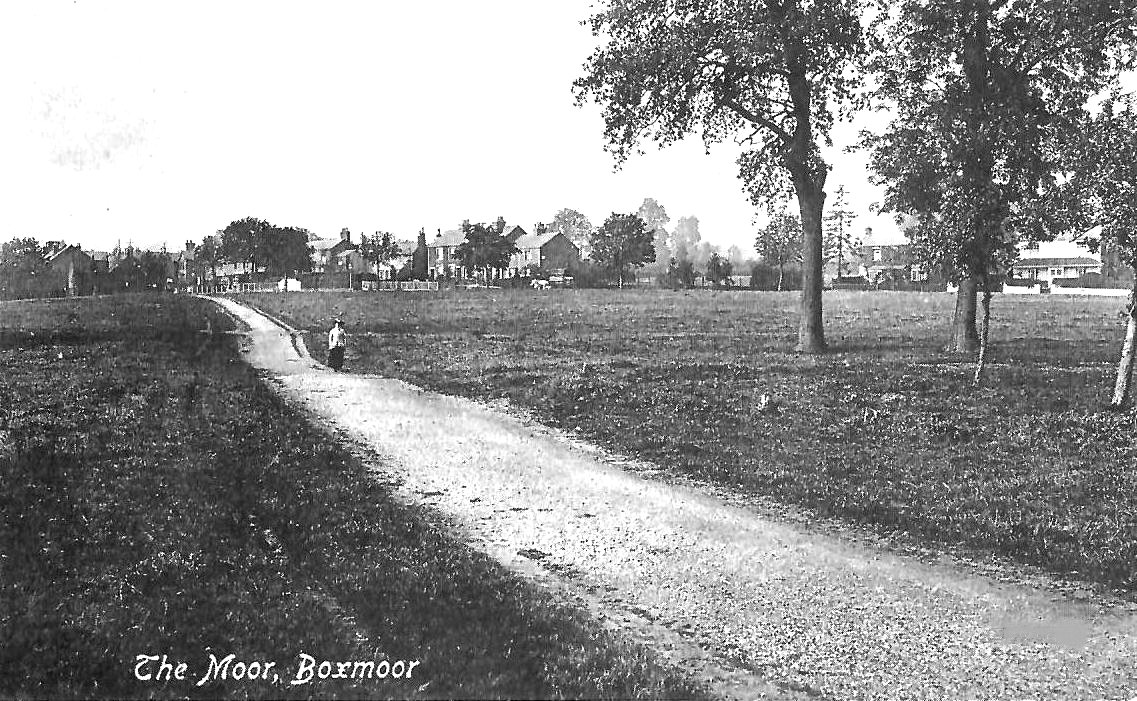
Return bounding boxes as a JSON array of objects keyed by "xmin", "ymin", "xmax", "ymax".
[{"xmin": 213, "ymin": 296, "xmax": 1137, "ymax": 701}]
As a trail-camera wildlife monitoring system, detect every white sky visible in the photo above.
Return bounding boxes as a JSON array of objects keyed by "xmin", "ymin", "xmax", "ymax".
[{"xmin": 0, "ymin": 1, "xmax": 905, "ymax": 254}]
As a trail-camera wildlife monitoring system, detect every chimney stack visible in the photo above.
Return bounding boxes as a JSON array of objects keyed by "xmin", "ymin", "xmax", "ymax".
[{"xmin": 340, "ymin": 227, "xmax": 351, "ymax": 242}]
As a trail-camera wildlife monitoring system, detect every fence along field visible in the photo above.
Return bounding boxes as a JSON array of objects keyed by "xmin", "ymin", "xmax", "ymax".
[{"xmin": 241, "ymin": 288, "xmax": 1137, "ymax": 594}]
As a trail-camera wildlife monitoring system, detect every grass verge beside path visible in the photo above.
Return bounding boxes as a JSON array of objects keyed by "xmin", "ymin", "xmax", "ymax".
[
  {"xmin": 0, "ymin": 294, "xmax": 704, "ymax": 700},
  {"xmin": 241, "ymin": 288, "xmax": 1137, "ymax": 594}
]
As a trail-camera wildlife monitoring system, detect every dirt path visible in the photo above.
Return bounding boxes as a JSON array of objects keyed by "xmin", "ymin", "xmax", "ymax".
[{"xmin": 213, "ymin": 296, "xmax": 1137, "ymax": 701}]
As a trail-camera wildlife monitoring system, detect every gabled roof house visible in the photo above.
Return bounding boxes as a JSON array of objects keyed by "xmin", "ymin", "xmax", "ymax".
[{"xmin": 509, "ymin": 231, "xmax": 580, "ymax": 275}]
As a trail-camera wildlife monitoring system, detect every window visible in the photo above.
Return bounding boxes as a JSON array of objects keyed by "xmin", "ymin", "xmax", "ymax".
[
  {"xmin": 873, "ymin": 247, "xmax": 882, "ymax": 262},
  {"xmin": 1049, "ymin": 268, "xmax": 1062, "ymax": 277}
]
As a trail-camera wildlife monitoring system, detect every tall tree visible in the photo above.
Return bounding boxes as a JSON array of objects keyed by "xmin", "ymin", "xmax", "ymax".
[
  {"xmin": 823, "ymin": 184, "xmax": 858, "ymax": 278},
  {"xmin": 575, "ymin": 0, "xmax": 866, "ymax": 352},
  {"xmin": 197, "ymin": 235, "xmax": 222, "ymax": 286},
  {"xmin": 590, "ymin": 212, "xmax": 654, "ymax": 288},
  {"xmin": 726, "ymin": 244, "xmax": 749, "ymax": 272},
  {"xmin": 755, "ymin": 210, "xmax": 803, "ymax": 292},
  {"xmin": 0, "ymin": 237, "xmax": 48, "ymax": 300},
  {"xmin": 707, "ymin": 251, "xmax": 734, "ymax": 288},
  {"xmin": 867, "ymin": 0, "xmax": 1137, "ymax": 368},
  {"xmin": 692, "ymin": 240, "xmax": 717, "ymax": 274},
  {"xmin": 111, "ymin": 248, "xmax": 144, "ymax": 291},
  {"xmin": 138, "ymin": 250, "xmax": 173, "ymax": 290},
  {"xmin": 636, "ymin": 199, "xmax": 672, "ymax": 265},
  {"xmin": 637, "ymin": 198, "xmax": 670, "ymax": 232},
  {"xmin": 669, "ymin": 216, "xmax": 702, "ymax": 266},
  {"xmin": 218, "ymin": 218, "xmax": 311, "ymax": 278},
  {"xmin": 549, "ymin": 208, "xmax": 594, "ymax": 254},
  {"xmin": 1065, "ymin": 95, "xmax": 1137, "ymax": 408},
  {"xmin": 412, "ymin": 228, "xmax": 429, "ymax": 280},
  {"xmin": 455, "ymin": 221, "xmax": 516, "ymax": 281},
  {"xmin": 360, "ymin": 232, "xmax": 403, "ymax": 278},
  {"xmin": 263, "ymin": 226, "xmax": 314, "ymax": 278},
  {"xmin": 219, "ymin": 217, "xmax": 273, "ymax": 274}
]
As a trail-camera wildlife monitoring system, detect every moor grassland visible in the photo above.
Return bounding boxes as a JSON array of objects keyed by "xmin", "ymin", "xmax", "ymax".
[
  {"xmin": 0, "ymin": 294, "xmax": 703, "ymax": 700},
  {"xmin": 242, "ymin": 288, "xmax": 1137, "ymax": 593}
]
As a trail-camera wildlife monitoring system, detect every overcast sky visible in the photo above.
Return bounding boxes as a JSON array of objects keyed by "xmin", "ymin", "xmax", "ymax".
[{"xmin": 1, "ymin": 1, "xmax": 916, "ymax": 254}]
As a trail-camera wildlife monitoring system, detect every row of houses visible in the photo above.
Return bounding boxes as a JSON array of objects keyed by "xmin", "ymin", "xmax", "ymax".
[
  {"xmin": 44, "ymin": 223, "xmax": 584, "ymax": 295},
  {"xmin": 852, "ymin": 231, "xmax": 1119, "ymax": 288},
  {"xmin": 424, "ymin": 226, "xmax": 580, "ymax": 279},
  {"xmin": 306, "ymin": 225, "xmax": 581, "ymax": 284},
  {"xmin": 46, "ymin": 220, "xmax": 1118, "ymax": 296}
]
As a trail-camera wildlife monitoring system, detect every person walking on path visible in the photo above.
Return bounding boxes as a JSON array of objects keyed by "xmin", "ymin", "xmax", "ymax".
[{"xmin": 327, "ymin": 319, "xmax": 346, "ymax": 371}]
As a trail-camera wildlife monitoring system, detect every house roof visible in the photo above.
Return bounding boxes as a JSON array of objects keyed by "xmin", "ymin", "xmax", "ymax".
[
  {"xmin": 88, "ymin": 251, "xmax": 110, "ymax": 261},
  {"xmin": 310, "ymin": 238, "xmax": 343, "ymax": 252},
  {"xmin": 1013, "ymin": 257, "xmax": 1100, "ymax": 268},
  {"xmin": 45, "ymin": 244, "xmax": 85, "ymax": 262},
  {"xmin": 514, "ymin": 232, "xmax": 561, "ymax": 250},
  {"xmin": 429, "ymin": 229, "xmax": 467, "ymax": 247}
]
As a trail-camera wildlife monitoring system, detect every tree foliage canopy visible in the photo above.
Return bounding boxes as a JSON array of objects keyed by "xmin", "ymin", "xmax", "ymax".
[
  {"xmin": 0, "ymin": 237, "xmax": 49, "ymax": 299},
  {"xmin": 219, "ymin": 217, "xmax": 313, "ymax": 276},
  {"xmin": 867, "ymin": 0, "xmax": 1137, "ymax": 281},
  {"xmin": 636, "ymin": 198, "xmax": 669, "ymax": 233},
  {"xmin": 549, "ymin": 208, "xmax": 594, "ymax": 252},
  {"xmin": 1, "ymin": 237, "xmax": 46, "ymax": 275},
  {"xmin": 590, "ymin": 212, "xmax": 654, "ymax": 286},
  {"xmin": 755, "ymin": 210, "xmax": 803, "ymax": 271},
  {"xmin": 412, "ymin": 229, "xmax": 429, "ymax": 280},
  {"xmin": 1067, "ymin": 95, "xmax": 1137, "ymax": 270},
  {"xmin": 574, "ymin": 0, "xmax": 864, "ymax": 203},
  {"xmin": 575, "ymin": 0, "xmax": 867, "ymax": 350},
  {"xmin": 360, "ymin": 232, "xmax": 403, "ymax": 271},
  {"xmin": 1063, "ymin": 93, "xmax": 1137, "ymax": 407},
  {"xmin": 456, "ymin": 221, "xmax": 516, "ymax": 275}
]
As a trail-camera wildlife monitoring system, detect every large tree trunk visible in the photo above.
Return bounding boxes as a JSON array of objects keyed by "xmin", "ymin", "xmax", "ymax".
[
  {"xmin": 955, "ymin": 1, "xmax": 991, "ymax": 357},
  {"xmin": 1110, "ymin": 274, "xmax": 1137, "ymax": 409},
  {"xmin": 784, "ymin": 55, "xmax": 827, "ymax": 354},
  {"xmin": 973, "ymin": 276, "xmax": 993, "ymax": 385},
  {"xmin": 796, "ymin": 184, "xmax": 826, "ymax": 353},
  {"xmin": 952, "ymin": 276, "xmax": 981, "ymax": 352}
]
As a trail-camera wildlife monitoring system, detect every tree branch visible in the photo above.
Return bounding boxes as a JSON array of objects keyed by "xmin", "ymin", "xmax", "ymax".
[
  {"xmin": 723, "ymin": 97, "xmax": 792, "ymax": 143},
  {"xmin": 1015, "ymin": 15, "xmax": 1132, "ymax": 77}
]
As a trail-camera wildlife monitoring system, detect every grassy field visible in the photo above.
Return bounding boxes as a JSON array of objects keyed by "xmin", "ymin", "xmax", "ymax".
[
  {"xmin": 0, "ymin": 294, "xmax": 704, "ymax": 699},
  {"xmin": 241, "ymin": 288, "xmax": 1137, "ymax": 593}
]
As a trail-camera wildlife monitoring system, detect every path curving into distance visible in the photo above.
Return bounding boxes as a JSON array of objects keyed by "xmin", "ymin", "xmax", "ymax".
[{"xmin": 210, "ymin": 296, "xmax": 1137, "ymax": 701}]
